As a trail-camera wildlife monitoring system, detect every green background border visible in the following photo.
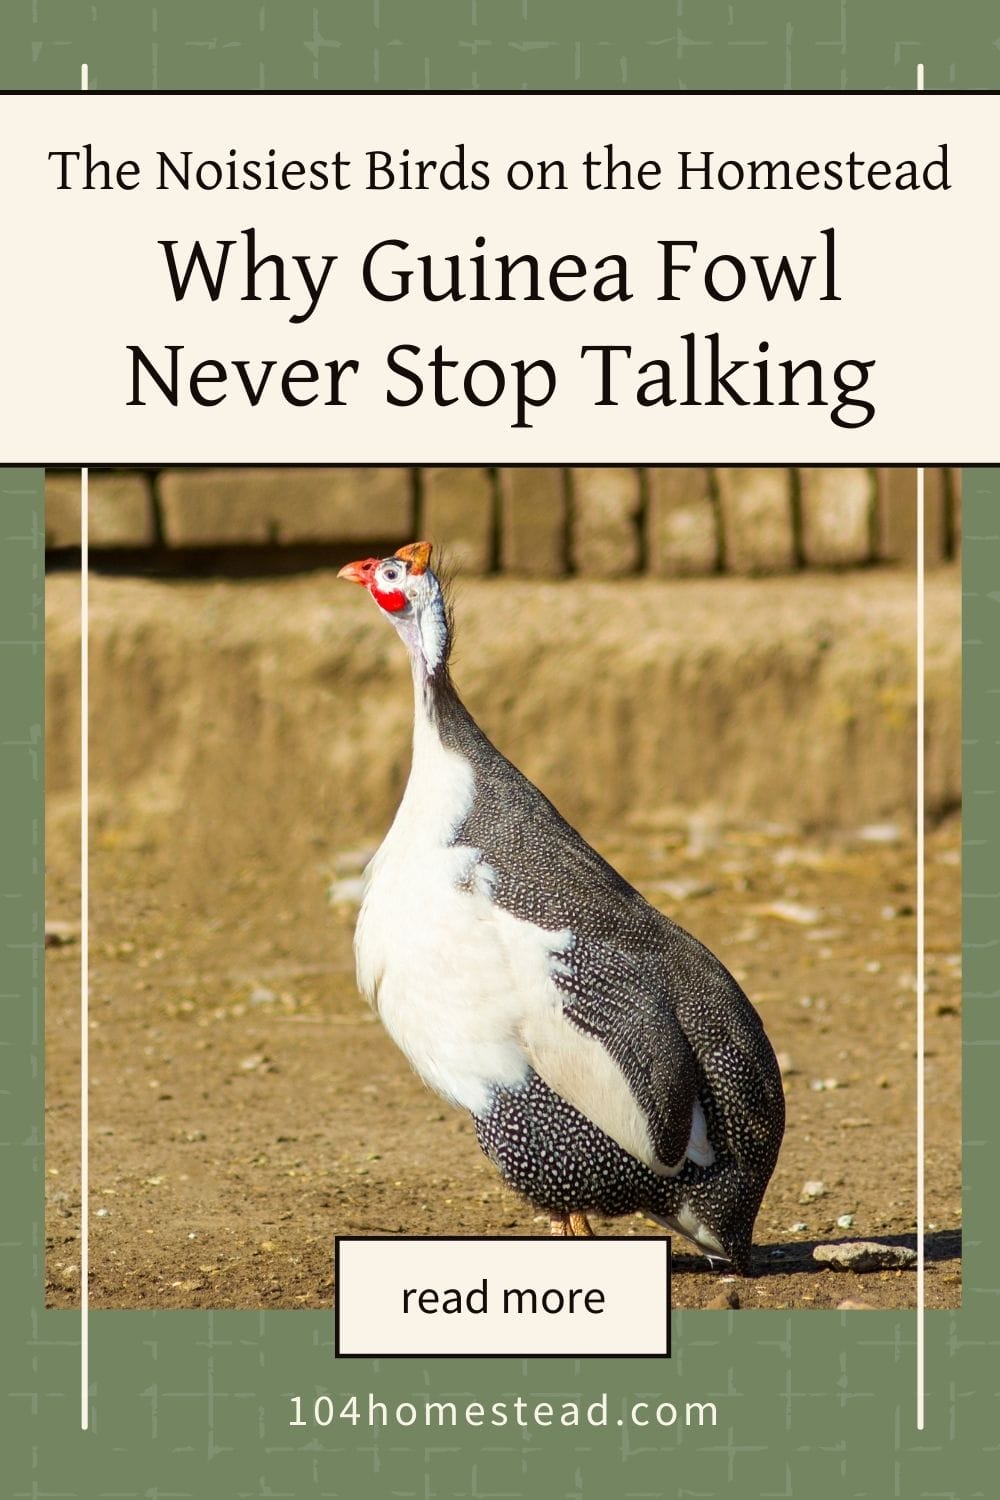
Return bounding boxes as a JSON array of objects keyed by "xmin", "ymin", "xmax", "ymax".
[
  {"xmin": 2, "ymin": 3, "xmax": 996, "ymax": 1495},
  {"xmin": 0, "ymin": 0, "xmax": 998, "ymax": 91}
]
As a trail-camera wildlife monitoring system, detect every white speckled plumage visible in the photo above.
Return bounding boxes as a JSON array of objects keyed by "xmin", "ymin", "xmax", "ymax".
[{"xmin": 357, "ymin": 664, "xmax": 714, "ymax": 1176}]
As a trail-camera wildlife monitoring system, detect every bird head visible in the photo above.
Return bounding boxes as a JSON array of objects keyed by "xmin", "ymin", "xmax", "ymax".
[
  {"xmin": 338, "ymin": 541, "xmax": 450, "ymax": 675},
  {"xmin": 337, "ymin": 541, "xmax": 435, "ymax": 615}
]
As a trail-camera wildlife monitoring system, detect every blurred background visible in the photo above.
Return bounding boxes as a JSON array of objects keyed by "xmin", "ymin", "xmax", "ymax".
[{"xmin": 44, "ymin": 467, "xmax": 961, "ymax": 1311}]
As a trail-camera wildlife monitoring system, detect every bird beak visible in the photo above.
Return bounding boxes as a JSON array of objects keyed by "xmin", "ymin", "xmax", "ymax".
[{"xmin": 337, "ymin": 557, "xmax": 377, "ymax": 585}]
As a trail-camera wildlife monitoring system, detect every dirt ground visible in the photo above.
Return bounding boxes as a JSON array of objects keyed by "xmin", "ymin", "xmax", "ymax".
[{"xmin": 45, "ymin": 800, "xmax": 961, "ymax": 1313}]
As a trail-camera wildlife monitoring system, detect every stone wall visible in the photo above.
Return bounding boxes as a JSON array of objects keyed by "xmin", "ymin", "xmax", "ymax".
[
  {"xmin": 46, "ymin": 568, "xmax": 961, "ymax": 843},
  {"xmin": 44, "ymin": 466, "xmax": 960, "ymax": 574}
]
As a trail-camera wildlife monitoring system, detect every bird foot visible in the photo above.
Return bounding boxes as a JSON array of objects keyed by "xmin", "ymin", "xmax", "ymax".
[{"xmin": 549, "ymin": 1212, "xmax": 595, "ymax": 1238}]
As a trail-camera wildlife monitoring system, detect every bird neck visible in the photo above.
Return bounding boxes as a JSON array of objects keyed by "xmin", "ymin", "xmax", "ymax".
[
  {"xmin": 405, "ymin": 592, "xmax": 455, "ymax": 745},
  {"xmin": 399, "ymin": 589, "xmax": 449, "ymax": 678},
  {"xmin": 402, "ymin": 588, "xmax": 490, "ymax": 774}
]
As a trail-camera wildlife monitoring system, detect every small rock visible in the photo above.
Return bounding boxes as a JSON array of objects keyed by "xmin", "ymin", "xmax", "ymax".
[
  {"xmin": 813, "ymin": 1240, "xmax": 918, "ymax": 1272},
  {"xmin": 856, "ymin": 823, "xmax": 902, "ymax": 844},
  {"xmin": 756, "ymin": 901, "xmax": 821, "ymax": 925},
  {"xmin": 45, "ymin": 920, "xmax": 79, "ymax": 947},
  {"xmin": 328, "ymin": 876, "xmax": 366, "ymax": 906},
  {"xmin": 810, "ymin": 1077, "xmax": 842, "ymax": 1092},
  {"xmin": 776, "ymin": 1051, "xmax": 797, "ymax": 1077},
  {"xmin": 249, "ymin": 985, "xmax": 277, "ymax": 1005},
  {"xmin": 836, "ymin": 1214, "xmax": 855, "ymax": 1229},
  {"xmin": 653, "ymin": 878, "xmax": 717, "ymax": 902},
  {"xmin": 837, "ymin": 1299, "xmax": 875, "ymax": 1310},
  {"xmin": 239, "ymin": 1054, "xmax": 277, "ymax": 1073},
  {"xmin": 706, "ymin": 1288, "xmax": 740, "ymax": 1309},
  {"xmin": 790, "ymin": 1221, "xmax": 808, "ymax": 1233},
  {"xmin": 800, "ymin": 1180, "xmax": 827, "ymax": 1202}
]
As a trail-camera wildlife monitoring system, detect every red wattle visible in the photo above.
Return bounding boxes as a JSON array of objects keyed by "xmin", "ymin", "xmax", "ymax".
[{"xmin": 371, "ymin": 586, "xmax": 408, "ymax": 614}]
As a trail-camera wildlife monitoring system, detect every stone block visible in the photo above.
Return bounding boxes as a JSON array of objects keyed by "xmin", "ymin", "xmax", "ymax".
[
  {"xmin": 799, "ymin": 468, "xmax": 874, "ymax": 565},
  {"xmin": 45, "ymin": 474, "xmax": 82, "ymax": 549},
  {"xmin": 948, "ymin": 469, "xmax": 961, "ymax": 555},
  {"xmin": 569, "ymin": 468, "xmax": 642, "ymax": 577},
  {"xmin": 46, "ymin": 471, "xmax": 155, "ymax": 549},
  {"xmin": 646, "ymin": 469, "xmax": 718, "ymax": 576},
  {"xmin": 421, "ymin": 468, "xmax": 495, "ymax": 574},
  {"xmin": 715, "ymin": 469, "xmax": 796, "ymax": 574},
  {"xmin": 876, "ymin": 468, "xmax": 946, "ymax": 565},
  {"xmin": 924, "ymin": 468, "xmax": 948, "ymax": 563},
  {"xmin": 286, "ymin": 469, "xmax": 413, "ymax": 544},
  {"xmin": 91, "ymin": 472, "xmax": 156, "ymax": 547},
  {"xmin": 158, "ymin": 468, "xmax": 413, "ymax": 547},
  {"xmin": 498, "ymin": 469, "xmax": 567, "ymax": 576}
]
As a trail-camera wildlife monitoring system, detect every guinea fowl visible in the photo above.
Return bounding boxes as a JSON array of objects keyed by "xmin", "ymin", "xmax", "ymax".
[{"xmin": 338, "ymin": 541, "xmax": 784, "ymax": 1272}]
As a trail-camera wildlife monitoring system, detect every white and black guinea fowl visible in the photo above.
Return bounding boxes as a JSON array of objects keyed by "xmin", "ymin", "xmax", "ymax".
[{"xmin": 338, "ymin": 541, "xmax": 784, "ymax": 1272}]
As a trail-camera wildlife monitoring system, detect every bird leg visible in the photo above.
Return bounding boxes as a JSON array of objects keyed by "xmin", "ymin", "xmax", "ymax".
[{"xmin": 549, "ymin": 1212, "xmax": 595, "ymax": 1237}]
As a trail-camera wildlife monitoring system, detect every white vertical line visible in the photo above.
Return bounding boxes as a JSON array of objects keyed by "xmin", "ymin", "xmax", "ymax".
[
  {"xmin": 915, "ymin": 58, "xmax": 926, "ymax": 1438},
  {"xmin": 916, "ymin": 468, "xmax": 926, "ymax": 1432},
  {"xmin": 80, "ymin": 40, "xmax": 90, "ymax": 1443},
  {"xmin": 80, "ymin": 467, "xmax": 90, "ymax": 1431},
  {"xmin": 78, "ymin": 58, "xmax": 91, "ymax": 1435}
]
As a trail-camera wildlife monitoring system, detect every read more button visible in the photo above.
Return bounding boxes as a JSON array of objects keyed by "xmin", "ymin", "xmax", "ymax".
[{"xmin": 335, "ymin": 1237, "xmax": 670, "ymax": 1358}]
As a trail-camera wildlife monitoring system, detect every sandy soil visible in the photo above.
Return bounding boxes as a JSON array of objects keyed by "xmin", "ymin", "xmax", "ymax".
[{"xmin": 45, "ymin": 807, "xmax": 961, "ymax": 1312}]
